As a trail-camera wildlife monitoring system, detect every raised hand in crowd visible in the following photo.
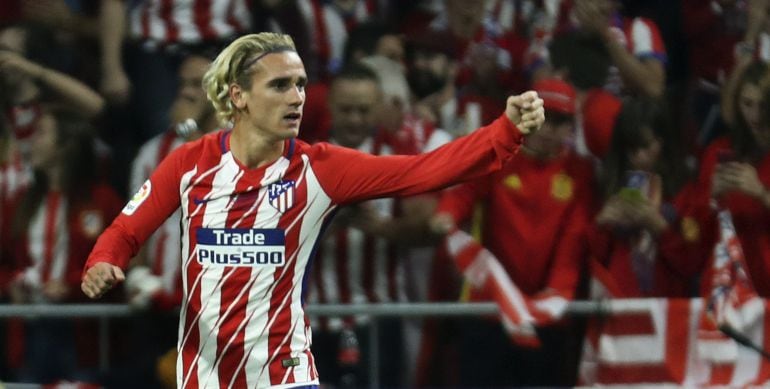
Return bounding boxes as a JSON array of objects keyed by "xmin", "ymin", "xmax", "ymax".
[
  {"xmin": 596, "ymin": 193, "xmax": 668, "ymax": 235},
  {"xmin": 0, "ymin": 40, "xmax": 105, "ymax": 118}
]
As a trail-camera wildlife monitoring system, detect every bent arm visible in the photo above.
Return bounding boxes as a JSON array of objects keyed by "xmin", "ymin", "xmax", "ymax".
[{"xmin": 84, "ymin": 147, "xmax": 185, "ymax": 273}]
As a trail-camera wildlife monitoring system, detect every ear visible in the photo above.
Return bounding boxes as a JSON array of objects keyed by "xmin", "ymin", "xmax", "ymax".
[{"xmin": 229, "ymin": 83, "xmax": 247, "ymax": 110}]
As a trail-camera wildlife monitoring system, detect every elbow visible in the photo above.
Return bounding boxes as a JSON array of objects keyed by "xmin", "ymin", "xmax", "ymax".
[{"xmin": 84, "ymin": 97, "xmax": 107, "ymax": 120}]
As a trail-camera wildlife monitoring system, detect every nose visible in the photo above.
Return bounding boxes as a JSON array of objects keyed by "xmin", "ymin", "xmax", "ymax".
[{"xmin": 288, "ymin": 85, "xmax": 304, "ymax": 107}]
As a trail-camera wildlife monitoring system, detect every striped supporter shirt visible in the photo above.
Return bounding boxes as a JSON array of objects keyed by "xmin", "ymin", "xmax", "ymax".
[
  {"xmin": 128, "ymin": 0, "xmax": 252, "ymax": 46},
  {"xmin": 84, "ymin": 115, "xmax": 522, "ymax": 389}
]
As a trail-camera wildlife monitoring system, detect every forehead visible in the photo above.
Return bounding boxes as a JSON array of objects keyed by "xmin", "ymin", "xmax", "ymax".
[
  {"xmin": 180, "ymin": 56, "xmax": 210, "ymax": 75},
  {"xmin": 330, "ymin": 78, "xmax": 380, "ymax": 99},
  {"xmin": 252, "ymin": 51, "xmax": 306, "ymax": 81}
]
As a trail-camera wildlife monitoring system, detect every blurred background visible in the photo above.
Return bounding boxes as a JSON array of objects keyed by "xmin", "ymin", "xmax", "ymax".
[{"xmin": 1, "ymin": 0, "xmax": 770, "ymax": 387}]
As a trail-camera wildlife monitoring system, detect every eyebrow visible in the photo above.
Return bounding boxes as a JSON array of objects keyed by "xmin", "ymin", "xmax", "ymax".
[{"xmin": 267, "ymin": 76, "xmax": 308, "ymax": 87}]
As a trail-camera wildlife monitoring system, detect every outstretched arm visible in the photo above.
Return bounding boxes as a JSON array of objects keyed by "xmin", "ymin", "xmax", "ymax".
[{"xmin": 314, "ymin": 91, "xmax": 545, "ymax": 204}]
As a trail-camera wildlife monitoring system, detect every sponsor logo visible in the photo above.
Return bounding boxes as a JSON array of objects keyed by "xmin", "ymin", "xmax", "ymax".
[
  {"xmin": 122, "ymin": 180, "xmax": 151, "ymax": 215},
  {"xmin": 195, "ymin": 228, "xmax": 286, "ymax": 267},
  {"xmin": 268, "ymin": 180, "xmax": 295, "ymax": 213}
]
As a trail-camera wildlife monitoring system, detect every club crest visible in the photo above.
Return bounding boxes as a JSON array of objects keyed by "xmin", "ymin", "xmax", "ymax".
[{"xmin": 268, "ymin": 180, "xmax": 295, "ymax": 213}]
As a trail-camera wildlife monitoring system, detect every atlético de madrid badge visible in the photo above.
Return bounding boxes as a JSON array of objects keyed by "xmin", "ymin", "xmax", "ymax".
[{"xmin": 268, "ymin": 180, "xmax": 295, "ymax": 213}]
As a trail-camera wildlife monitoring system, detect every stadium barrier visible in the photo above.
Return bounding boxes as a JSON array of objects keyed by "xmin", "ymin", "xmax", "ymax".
[{"xmin": 0, "ymin": 299, "xmax": 654, "ymax": 388}]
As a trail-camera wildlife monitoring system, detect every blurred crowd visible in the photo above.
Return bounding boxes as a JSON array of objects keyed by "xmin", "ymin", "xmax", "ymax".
[{"xmin": 0, "ymin": 0, "xmax": 770, "ymax": 387}]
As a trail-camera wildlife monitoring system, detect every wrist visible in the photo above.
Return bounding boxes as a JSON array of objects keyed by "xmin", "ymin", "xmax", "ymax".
[{"xmin": 759, "ymin": 187, "xmax": 770, "ymax": 208}]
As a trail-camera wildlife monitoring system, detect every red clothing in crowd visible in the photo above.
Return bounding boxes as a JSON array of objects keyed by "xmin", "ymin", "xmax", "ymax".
[
  {"xmin": 436, "ymin": 151, "xmax": 594, "ymax": 298},
  {"xmin": 127, "ymin": 0, "xmax": 251, "ymax": 46},
  {"xmin": 681, "ymin": 0, "xmax": 744, "ymax": 85},
  {"xmin": 587, "ymin": 182, "xmax": 714, "ymax": 298},
  {"xmin": 5, "ymin": 184, "xmax": 124, "ymax": 301},
  {"xmin": 696, "ymin": 138, "xmax": 770, "ymax": 297}
]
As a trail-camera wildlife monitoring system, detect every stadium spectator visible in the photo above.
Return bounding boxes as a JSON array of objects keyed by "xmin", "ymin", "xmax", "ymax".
[
  {"xmin": 298, "ymin": 21, "xmax": 404, "ymax": 144},
  {"xmin": 2, "ymin": 108, "xmax": 123, "ymax": 384},
  {"xmin": 98, "ymin": 0, "xmax": 250, "ymax": 139},
  {"xmin": 304, "ymin": 63, "xmax": 407, "ymax": 388},
  {"xmin": 695, "ymin": 59, "xmax": 770, "ymax": 296},
  {"xmin": 588, "ymin": 97, "xmax": 710, "ymax": 298},
  {"xmin": 360, "ymin": 53, "xmax": 454, "ymax": 386},
  {"xmin": 530, "ymin": 0, "xmax": 667, "ymax": 98},
  {"xmin": 429, "ymin": 78, "xmax": 592, "ymax": 387}
]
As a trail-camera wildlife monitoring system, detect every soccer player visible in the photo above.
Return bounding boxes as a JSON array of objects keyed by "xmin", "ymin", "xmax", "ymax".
[{"xmin": 80, "ymin": 32, "xmax": 544, "ymax": 389}]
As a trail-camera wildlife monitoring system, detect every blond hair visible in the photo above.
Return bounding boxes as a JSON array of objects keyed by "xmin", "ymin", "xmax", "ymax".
[{"xmin": 202, "ymin": 32, "xmax": 296, "ymax": 124}]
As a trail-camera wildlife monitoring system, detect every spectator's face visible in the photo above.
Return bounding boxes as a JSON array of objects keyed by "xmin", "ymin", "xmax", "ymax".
[
  {"xmin": 329, "ymin": 78, "xmax": 380, "ymax": 148},
  {"xmin": 577, "ymin": 0, "xmax": 615, "ymax": 19},
  {"xmin": 524, "ymin": 112, "xmax": 573, "ymax": 157},
  {"xmin": 171, "ymin": 56, "xmax": 213, "ymax": 128},
  {"xmin": 408, "ymin": 50, "xmax": 451, "ymax": 99},
  {"xmin": 28, "ymin": 113, "xmax": 58, "ymax": 170},
  {"xmin": 738, "ymin": 82, "xmax": 762, "ymax": 136},
  {"xmin": 446, "ymin": 0, "xmax": 486, "ymax": 39},
  {"xmin": 233, "ymin": 52, "xmax": 306, "ymax": 141},
  {"xmin": 627, "ymin": 127, "xmax": 661, "ymax": 172},
  {"xmin": 376, "ymin": 35, "xmax": 404, "ymax": 65}
]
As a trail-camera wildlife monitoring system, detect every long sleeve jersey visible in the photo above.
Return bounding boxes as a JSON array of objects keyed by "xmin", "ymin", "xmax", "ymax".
[{"xmin": 84, "ymin": 115, "xmax": 522, "ymax": 389}]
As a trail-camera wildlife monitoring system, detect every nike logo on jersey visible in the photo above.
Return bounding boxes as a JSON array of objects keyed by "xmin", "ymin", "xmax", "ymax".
[
  {"xmin": 195, "ymin": 228, "xmax": 286, "ymax": 267},
  {"xmin": 192, "ymin": 196, "xmax": 209, "ymax": 205}
]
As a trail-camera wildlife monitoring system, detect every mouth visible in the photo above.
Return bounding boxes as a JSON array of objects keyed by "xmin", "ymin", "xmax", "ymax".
[{"xmin": 283, "ymin": 112, "xmax": 302, "ymax": 125}]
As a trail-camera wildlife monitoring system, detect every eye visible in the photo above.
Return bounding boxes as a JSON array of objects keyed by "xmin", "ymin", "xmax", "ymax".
[{"xmin": 272, "ymin": 79, "xmax": 291, "ymax": 91}]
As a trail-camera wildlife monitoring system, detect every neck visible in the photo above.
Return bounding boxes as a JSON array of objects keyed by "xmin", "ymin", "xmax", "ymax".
[
  {"xmin": 521, "ymin": 145, "xmax": 560, "ymax": 161},
  {"xmin": 230, "ymin": 123, "xmax": 285, "ymax": 169},
  {"xmin": 46, "ymin": 165, "xmax": 63, "ymax": 192}
]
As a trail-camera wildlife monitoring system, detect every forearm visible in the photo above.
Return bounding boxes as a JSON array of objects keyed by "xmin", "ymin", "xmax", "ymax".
[
  {"xmin": 602, "ymin": 31, "xmax": 665, "ymax": 98},
  {"xmin": 38, "ymin": 66, "xmax": 105, "ymax": 117},
  {"xmin": 100, "ymin": 0, "xmax": 126, "ymax": 77},
  {"xmin": 325, "ymin": 115, "xmax": 522, "ymax": 203},
  {"xmin": 722, "ymin": 57, "xmax": 753, "ymax": 127},
  {"xmin": 85, "ymin": 222, "xmax": 141, "ymax": 272}
]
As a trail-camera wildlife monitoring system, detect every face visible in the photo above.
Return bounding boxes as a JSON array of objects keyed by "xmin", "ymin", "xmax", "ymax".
[
  {"xmin": 738, "ymin": 82, "xmax": 762, "ymax": 136},
  {"xmin": 231, "ymin": 51, "xmax": 307, "ymax": 141},
  {"xmin": 627, "ymin": 128, "xmax": 661, "ymax": 172},
  {"xmin": 376, "ymin": 35, "xmax": 404, "ymax": 65},
  {"xmin": 446, "ymin": 0, "xmax": 486, "ymax": 38},
  {"xmin": 28, "ymin": 113, "xmax": 58, "ymax": 169},
  {"xmin": 329, "ymin": 78, "xmax": 381, "ymax": 148},
  {"xmin": 171, "ymin": 56, "xmax": 212, "ymax": 126},
  {"xmin": 524, "ymin": 112, "xmax": 573, "ymax": 157},
  {"xmin": 408, "ymin": 50, "xmax": 451, "ymax": 99},
  {"xmin": 577, "ymin": 0, "xmax": 615, "ymax": 17}
]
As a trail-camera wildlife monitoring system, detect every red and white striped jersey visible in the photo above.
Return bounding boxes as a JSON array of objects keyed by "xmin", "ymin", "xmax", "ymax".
[
  {"xmin": 85, "ymin": 115, "xmax": 522, "ymax": 388},
  {"xmin": 16, "ymin": 185, "xmax": 123, "ymax": 302},
  {"xmin": 130, "ymin": 130, "xmax": 187, "ymax": 307},
  {"xmin": 0, "ymin": 150, "xmax": 31, "ymax": 207},
  {"xmin": 127, "ymin": 0, "xmax": 252, "ymax": 46}
]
